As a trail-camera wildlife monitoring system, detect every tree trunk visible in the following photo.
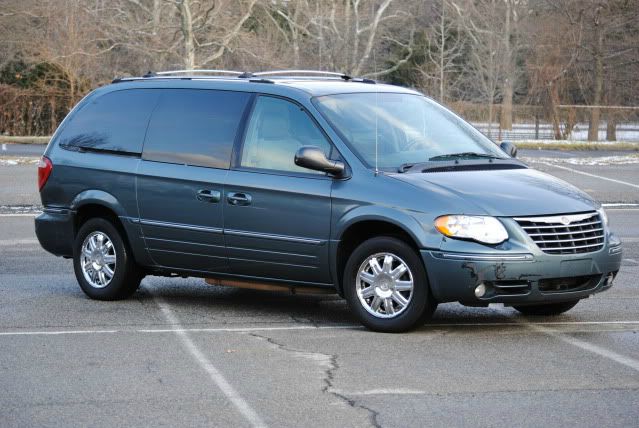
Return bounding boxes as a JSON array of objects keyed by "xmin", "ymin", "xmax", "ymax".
[
  {"xmin": 487, "ymin": 102, "xmax": 494, "ymax": 138},
  {"xmin": 500, "ymin": 80, "xmax": 513, "ymax": 130},
  {"xmin": 549, "ymin": 83, "xmax": 562, "ymax": 140},
  {"xmin": 588, "ymin": 27, "xmax": 604, "ymax": 141},
  {"xmin": 439, "ymin": 0, "xmax": 445, "ymax": 102},
  {"xmin": 178, "ymin": 0, "xmax": 196, "ymax": 69},
  {"xmin": 500, "ymin": 0, "xmax": 513, "ymax": 131},
  {"xmin": 606, "ymin": 115, "xmax": 617, "ymax": 141}
]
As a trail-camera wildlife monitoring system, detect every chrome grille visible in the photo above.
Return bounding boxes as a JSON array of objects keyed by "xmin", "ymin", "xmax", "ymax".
[{"xmin": 514, "ymin": 212, "xmax": 605, "ymax": 255}]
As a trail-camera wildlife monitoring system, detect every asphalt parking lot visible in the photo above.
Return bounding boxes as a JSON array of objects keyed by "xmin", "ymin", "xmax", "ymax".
[{"xmin": 1, "ymin": 145, "xmax": 638, "ymax": 427}]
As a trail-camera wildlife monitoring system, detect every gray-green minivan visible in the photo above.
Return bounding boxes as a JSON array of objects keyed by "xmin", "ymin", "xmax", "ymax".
[{"xmin": 35, "ymin": 70, "xmax": 623, "ymax": 332}]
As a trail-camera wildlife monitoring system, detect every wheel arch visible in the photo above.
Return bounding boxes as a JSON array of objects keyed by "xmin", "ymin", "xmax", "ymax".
[
  {"xmin": 332, "ymin": 210, "xmax": 428, "ymax": 295},
  {"xmin": 70, "ymin": 190, "xmax": 128, "ymax": 235},
  {"xmin": 69, "ymin": 190, "xmax": 150, "ymax": 266}
]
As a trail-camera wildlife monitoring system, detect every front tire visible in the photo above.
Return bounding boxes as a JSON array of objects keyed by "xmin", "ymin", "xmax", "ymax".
[
  {"xmin": 343, "ymin": 237, "xmax": 436, "ymax": 333},
  {"xmin": 513, "ymin": 300, "xmax": 579, "ymax": 316},
  {"xmin": 73, "ymin": 218, "xmax": 141, "ymax": 300}
]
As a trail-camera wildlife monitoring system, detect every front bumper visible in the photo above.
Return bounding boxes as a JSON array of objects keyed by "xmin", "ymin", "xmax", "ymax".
[{"xmin": 421, "ymin": 239, "xmax": 623, "ymax": 306}]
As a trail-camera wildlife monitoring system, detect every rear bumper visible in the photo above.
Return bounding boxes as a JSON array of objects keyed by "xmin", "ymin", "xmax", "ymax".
[
  {"xmin": 35, "ymin": 208, "xmax": 74, "ymax": 257},
  {"xmin": 421, "ymin": 240, "xmax": 623, "ymax": 306}
]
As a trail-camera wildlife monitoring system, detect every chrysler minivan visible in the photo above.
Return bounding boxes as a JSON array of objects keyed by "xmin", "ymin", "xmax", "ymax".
[{"xmin": 35, "ymin": 70, "xmax": 623, "ymax": 332}]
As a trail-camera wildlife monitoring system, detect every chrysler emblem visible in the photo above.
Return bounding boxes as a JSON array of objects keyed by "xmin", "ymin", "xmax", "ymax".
[{"xmin": 560, "ymin": 216, "xmax": 571, "ymax": 225}]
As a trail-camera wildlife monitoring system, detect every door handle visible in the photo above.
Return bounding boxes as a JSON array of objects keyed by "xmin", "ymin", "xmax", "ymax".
[
  {"xmin": 196, "ymin": 189, "xmax": 221, "ymax": 203},
  {"xmin": 227, "ymin": 192, "xmax": 252, "ymax": 206}
]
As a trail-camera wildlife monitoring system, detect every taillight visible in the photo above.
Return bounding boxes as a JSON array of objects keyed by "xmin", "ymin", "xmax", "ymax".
[{"xmin": 37, "ymin": 156, "xmax": 53, "ymax": 191}]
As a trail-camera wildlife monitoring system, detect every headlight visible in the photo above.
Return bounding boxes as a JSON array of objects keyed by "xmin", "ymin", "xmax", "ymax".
[
  {"xmin": 598, "ymin": 207, "xmax": 608, "ymax": 228},
  {"xmin": 435, "ymin": 215, "xmax": 508, "ymax": 244}
]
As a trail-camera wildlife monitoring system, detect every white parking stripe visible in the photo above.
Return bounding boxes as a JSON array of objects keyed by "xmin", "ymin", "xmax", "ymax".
[
  {"xmin": 0, "ymin": 238, "xmax": 39, "ymax": 246},
  {"xmin": 151, "ymin": 294, "xmax": 268, "ymax": 428},
  {"xmin": 535, "ymin": 161, "xmax": 639, "ymax": 189},
  {"xmin": 0, "ymin": 325, "xmax": 355, "ymax": 336},
  {"xmin": 602, "ymin": 203, "xmax": 639, "ymax": 208},
  {"xmin": 525, "ymin": 323, "xmax": 639, "ymax": 372},
  {"xmin": 1, "ymin": 321, "xmax": 637, "ymax": 337}
]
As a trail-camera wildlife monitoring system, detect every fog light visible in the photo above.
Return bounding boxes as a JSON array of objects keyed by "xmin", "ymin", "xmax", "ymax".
[
  {"xmin": 605, "ymin": 273, "xmax": 615, "ymax": 287},
  {"xmin": 475, "ymin": 283, "xmax": 487, "ymax": 298}
]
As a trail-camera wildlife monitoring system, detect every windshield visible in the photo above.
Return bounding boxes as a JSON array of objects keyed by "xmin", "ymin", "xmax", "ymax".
[{"xmin": 313, "ymin": 93, "xmax": 508, "ymax": 170}]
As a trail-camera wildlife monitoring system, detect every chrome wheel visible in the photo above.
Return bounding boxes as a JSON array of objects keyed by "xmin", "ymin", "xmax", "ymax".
[
  {"xmin": 80, "ymin": 231, "xmax": 116, "ymax": 289},
  {"xmin": 356, "ymin": 252, "xmax": 414, "ymax": 319}
]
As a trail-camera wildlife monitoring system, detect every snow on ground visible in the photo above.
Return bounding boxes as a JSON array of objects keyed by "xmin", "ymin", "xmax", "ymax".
[
  {"xmin": 521, "ymin": 154, "xmax": 639, "ymax": 166},
  {"xmin": 0, "ymin": 157, "xmax": 39, "ymax": 166}
]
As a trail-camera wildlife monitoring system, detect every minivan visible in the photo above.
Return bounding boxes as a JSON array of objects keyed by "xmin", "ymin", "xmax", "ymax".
[{"xmin": 35, "ymin": 70, "xmax": 623, "ymax": 332}]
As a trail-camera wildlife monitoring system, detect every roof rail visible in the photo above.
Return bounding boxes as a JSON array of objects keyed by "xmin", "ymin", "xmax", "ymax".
[
  {"xmin": 252, "ymin": 70, "xmax": 352, "ymax": 80},
  {"xmin": 152, "ymin": 69, "xmax": 244, "ymax": 76},
  {"xmin": 112, "ymin": 69, "xmax": 376, "ymax": 84}
]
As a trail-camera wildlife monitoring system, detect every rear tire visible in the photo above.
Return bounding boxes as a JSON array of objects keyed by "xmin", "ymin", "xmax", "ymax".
[
  {"xmin": 513, "ymin": 300, "xmax": 579, "ymax": 316},
  {"xmin": 343, "ymin": 237, "xmax": 436, "ymax": 333},
  {"xmin": 73, "ymin": 218, "xmax": 142, "ymax": 300}
]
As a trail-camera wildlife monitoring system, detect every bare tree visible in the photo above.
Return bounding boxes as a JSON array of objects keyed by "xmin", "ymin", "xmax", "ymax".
[
  {"xmin": 263, "ymin": 0, "xmax": 414, "ymax": 76},
  {"xmin": 415, "ymin": 0, "xmax": 465, "ymax": 102}
]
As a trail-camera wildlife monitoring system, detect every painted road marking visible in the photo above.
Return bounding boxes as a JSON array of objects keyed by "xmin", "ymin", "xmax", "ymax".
[
  {"xmin": 525, "ymin": 323, "xmax": 639, "ymax": 372},
  {"xmin": 151, "ymin": 294, "xmax": 268, "ymax": 428},
  {"xmin": 1, "ymin": 321, "xmax": 638, "ymax": 337},
  {"xmin": 536, "ymin": 161, "xmax": 639, "ymax": 189},
  {"xmin": 603, "ymin": 203, "xmax": 639, "ymax": 208},
  {"xmin": 0, "ymin": 238, "xmax": 39, "ymax": 246}
]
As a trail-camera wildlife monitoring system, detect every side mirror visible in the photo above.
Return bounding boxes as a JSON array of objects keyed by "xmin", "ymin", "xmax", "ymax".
[
  {"xmin": 295, "ymin": 146, "xmax": 345, "ymax": 177},
  {"xmin": 500, "ymin": 141, "xmax": 517, "ymax": 158}
]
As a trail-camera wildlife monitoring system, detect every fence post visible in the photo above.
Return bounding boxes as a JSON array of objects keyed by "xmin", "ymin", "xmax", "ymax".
[{"xmin": 535, "ymin": 110, "xmax": 540, "ymax": 140}]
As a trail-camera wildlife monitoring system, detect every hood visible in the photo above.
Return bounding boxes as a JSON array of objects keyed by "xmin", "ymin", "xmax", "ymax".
[{"xmin": 390, "ymin": 167, "xmax": 598, "ymax": 217}]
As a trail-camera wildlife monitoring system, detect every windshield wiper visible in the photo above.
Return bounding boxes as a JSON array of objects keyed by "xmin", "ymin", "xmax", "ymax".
[
  {"xmin": 397, "ymin": 162, "xmax": 434, "ymax": 173},
  {"xmin": 398, "ymin": 163, "xmax": 415, "ymax": 173},
  {"xmin": 429, "ymin": 152, "xmax": 501, "ymax": 161}
]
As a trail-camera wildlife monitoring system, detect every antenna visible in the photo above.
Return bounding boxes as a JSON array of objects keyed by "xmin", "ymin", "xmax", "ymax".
[{"xmin": 373, "ymin": 1, "xmax": 379, "ymax": 177}]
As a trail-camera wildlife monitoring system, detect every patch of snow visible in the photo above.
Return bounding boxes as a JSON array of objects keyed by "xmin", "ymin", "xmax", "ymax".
[
  {"xmin": 0, "ymin": 157, "xmax": 40, "ymax": 166},
  {"xmin": 522, "ymin": 154, "xmax": 639, "ymax": 166}
]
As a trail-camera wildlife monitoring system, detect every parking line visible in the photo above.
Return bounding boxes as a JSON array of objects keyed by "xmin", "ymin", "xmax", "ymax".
[
  {"xmin": 151, "ymin": 294, "xmax": 268, "ymax": 428},
  {"xmin": 525, "ymin": 323, "xmax": 639, "ymax": 372},
  {"xmin": 1, "ymin": 321, "xmax": 638, "ymax": 337},
  {"xmin": 536, "ymin": 161, "xmax": 639, "ymax": 189}
]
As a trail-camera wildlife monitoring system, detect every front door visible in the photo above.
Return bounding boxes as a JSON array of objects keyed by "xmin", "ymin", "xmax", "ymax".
[
  {"xmin": 224, "ymin": 96, "xmax": 335, "ymax": 284},
  {"xmin": 136, "ymin": 88, "xmax": 252, "ymax": 272}
]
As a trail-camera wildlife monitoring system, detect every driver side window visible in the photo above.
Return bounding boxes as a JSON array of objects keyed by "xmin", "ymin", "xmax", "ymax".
[{"xmin": 240, "ymin": 96, "xmax": 332, "ymax": 174}]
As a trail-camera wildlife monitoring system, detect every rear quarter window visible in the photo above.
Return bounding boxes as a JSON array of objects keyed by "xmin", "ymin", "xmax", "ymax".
[
  {"xmin": 142, "ymin": 89, "xmax": 251, "ymax": 169},
  {"xmin": 58, "ymin": 89, "xmax": 160, "ymax": 154}
]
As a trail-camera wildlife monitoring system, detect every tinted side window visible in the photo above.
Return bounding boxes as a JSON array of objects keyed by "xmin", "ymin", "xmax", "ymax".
[
  {"xmin": 59, "ymin": 89, "xmax": 160, "ymax": 154},
  {"xmin": 240, "ymin": 96, "xmax": 332, "ymax": 174},
  {"xmin": 143, "ymin": 89, "xmax": 251, "ymax": 169}
]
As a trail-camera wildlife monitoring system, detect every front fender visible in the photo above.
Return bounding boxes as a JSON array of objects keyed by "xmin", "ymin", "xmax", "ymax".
[
  {"xmin": 333, "ymin": 205, "xmax": 441, "ymax": 249},
  {"xmin": 329, "ymin": 205, "xmax": 444, "ymax": 293}
]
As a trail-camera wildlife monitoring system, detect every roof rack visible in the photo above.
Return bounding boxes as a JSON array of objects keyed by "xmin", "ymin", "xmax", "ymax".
[
  {"xmin": 251, "ymin": 70, "xmax": 352, "ymax": 80},
  {"xmin": 113, "ymin": 69, "xmax": 376, "ymax": 84},
  {"xmin": 148, "ymin": 69, "xmax": 244, "ymax": 77}
]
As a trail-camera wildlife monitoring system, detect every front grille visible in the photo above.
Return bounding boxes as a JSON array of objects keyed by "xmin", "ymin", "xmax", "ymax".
[{"xmin": 514, "ymin": 212, "xmax": 605, "ymax": 255}]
